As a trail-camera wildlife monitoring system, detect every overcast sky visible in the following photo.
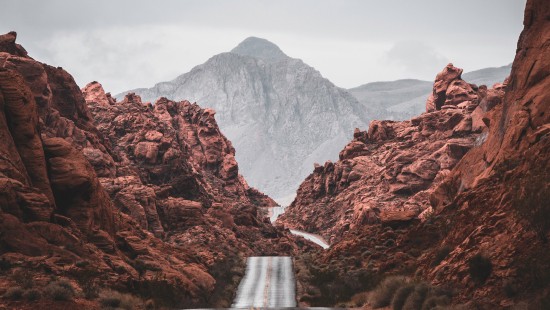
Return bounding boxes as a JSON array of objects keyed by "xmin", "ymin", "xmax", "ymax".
[{"xmin": 1, "ymin": 0, "xmax": 526, "ymax": 94}]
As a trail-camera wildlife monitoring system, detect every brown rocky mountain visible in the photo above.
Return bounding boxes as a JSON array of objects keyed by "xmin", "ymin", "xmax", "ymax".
[
  {"xmin": 282, "ymin": 0, "xmax": 549, "ymax": 307},
  {"xmin": 279, "ymin": 63, "xmax": 504, "ymax": 243},
  {"xmin": 0, "ymin": 31, "xmax": 293, "ymax": 309}
]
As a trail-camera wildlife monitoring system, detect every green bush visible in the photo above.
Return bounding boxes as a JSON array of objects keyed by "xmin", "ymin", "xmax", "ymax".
[
  {"xmin": 370, "ymin": 276, "xmax": 408, "ymax": 308},
  {"xmin": 98, "ymin": 289, "xmax": 143, "ymax": 309},
  {"xmin": 468, "ymin": 254, "xmax": 492, "ymax": 284},
  {"xmin": 2, "ymin": 286, "xmax": 24, "ymax": 300},
  {"xmin": 44, "ymin": 280, "xmax": 75, "ymax": 301}
]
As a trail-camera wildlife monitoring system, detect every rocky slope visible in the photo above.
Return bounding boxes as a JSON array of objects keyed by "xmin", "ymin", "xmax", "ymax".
[
  {"xmin": 0, "ymin": 31, "xmax": 293, "ymax": 309},
  {"xmin": 279, "ymin": 63, "xmax": 503, "ymax": 243},
  {"xmin": 120, "ymin": 37, "xmax": 369, "ymax": 203},
  {"xmin": 348, "ymin": 64, "xmax": 512, "ymax": 121},
  {"xmin": 285, "ymin": 0, "xmax": 549, "ymax": 307}
]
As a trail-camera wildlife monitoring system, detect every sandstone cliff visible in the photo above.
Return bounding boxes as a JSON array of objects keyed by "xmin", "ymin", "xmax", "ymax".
[
  {"xmin": 286, "ymin": 0, "xmax": 549, "ymax": 307},
  {"xmin": 0, "ymin": 31, "xmax": 290, "ymax": 309},
  {"xmin": 280, "ymin": 63, "xmax": 504, "ymax": 244}
]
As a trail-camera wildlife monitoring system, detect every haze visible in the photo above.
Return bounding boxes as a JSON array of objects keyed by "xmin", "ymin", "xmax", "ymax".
[{"xmin": 1, "ymin": 0, "xmax": 526, "ymax": 94}]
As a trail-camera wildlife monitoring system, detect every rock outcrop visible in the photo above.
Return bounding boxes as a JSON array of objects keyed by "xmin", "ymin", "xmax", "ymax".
[
  {"xmin": 347, "ymin": 64, "xmax": 511, "ymax": 122},
  {"xmin": 0, "ymin": 32, "xmax": 291, "ymax": 308},
  {"xmin": 279, "ymin": 63, "xmax": 501, "ymax": 244},
  {"xmin": 287, "ymin": 0, "xmax": 549, "ymax": 307}
]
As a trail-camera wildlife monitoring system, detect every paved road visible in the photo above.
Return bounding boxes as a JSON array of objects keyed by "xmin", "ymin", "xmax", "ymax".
[
  {"xmin": 232, "ymin": 256, "xmax": 296, "ymax": 308},
  {"xmin": 289, "ymin": 229, "xmax": 330, "ymax": 249}
]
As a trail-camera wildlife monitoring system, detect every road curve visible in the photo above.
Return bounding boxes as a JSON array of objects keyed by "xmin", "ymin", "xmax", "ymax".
[
  {"xmin": 232, "ymin": 256, "xmax": 296, "ymax": 308},
  {"xmin": 289, "ymin": 229, "xmax": 330, "ymax": 249}
]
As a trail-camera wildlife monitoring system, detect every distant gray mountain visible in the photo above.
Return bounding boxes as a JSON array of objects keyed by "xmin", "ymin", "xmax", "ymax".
[
  {"xmin": 119, "ymin": 37, "xmax": 369, "ymax": 204},
  {"xmin": 348, "ymin": 64, "xmax": 512, "ymax": 120},
  {"xmin": 462, "ymin": 64, "xmax": 512, "ymax": 86}
]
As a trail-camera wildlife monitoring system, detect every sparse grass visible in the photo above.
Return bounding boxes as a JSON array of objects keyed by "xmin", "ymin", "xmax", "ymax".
[
  {"xmin": 350, "ymin": 291, "xmax": 369, "ymax": 307},
  {"xmin": 370, "ymin": 276, "xmax": 409, "ymax": 308},
  {"xmin": 468, "ymin": 253, "xmax": 492, "ymax": 284},
  {"xmin": 11, "ymin": 269, "xmax": 34, "ymax": 289},
  {"xmin": 23, "ymin": 288, "xmax": 41, "ymax": 301},
  {"xmin": 421, "ymin": 295, "xmax": 451, "ymax": 309},
  {"xmin": 402, "ymin": 283, "xmax": 429, "ymax": 310},
  {"xmin": 2, "ymin": 287, "xmax": 24, "ymax": 300},
  {"xmin": 44, "ymin": 279, "xmax": 75, "ymax": 301},
  {"xmin": 369, "ymin": 276, "xmax": 453, "ymax": 310},
  {"xmin": 98, "ymin": 289, "xmax": 143, "ymax": 309},
  {"xmin": 392, "ymin": 284, "xmax": 415, "ymax": 310}
]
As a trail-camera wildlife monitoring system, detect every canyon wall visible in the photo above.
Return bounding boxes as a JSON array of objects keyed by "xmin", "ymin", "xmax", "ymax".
[{"xmin": 0, "ymin": 31, "xmax": 291, "ymax": 308}]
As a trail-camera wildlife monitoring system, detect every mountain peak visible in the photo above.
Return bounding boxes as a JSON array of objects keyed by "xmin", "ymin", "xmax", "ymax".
[{"xmin": 230, "ymin": 37, "xmax": 288, "ymax": 61}]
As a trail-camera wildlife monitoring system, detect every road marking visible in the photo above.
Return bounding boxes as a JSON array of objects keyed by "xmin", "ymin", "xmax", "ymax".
[
  {"xmin": 263, "ymin": 256, "xmax": 272, "ymax": 307},
  {"xmin": 232, "ymin": 256, "xmax": 296, "ymax": 308}
]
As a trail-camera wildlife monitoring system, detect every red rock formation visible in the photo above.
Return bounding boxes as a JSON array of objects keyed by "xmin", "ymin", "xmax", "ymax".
[
  {"xmin": 279, "ymin": 64, "xmax": 501, "ymax": 243},
  {"xmin": 289, "ymin": 0, "xmax": 549, "ymax": 307},
  {"xmin": 0, "ymin": 33, "xmax": 290, "ymax": 308}
]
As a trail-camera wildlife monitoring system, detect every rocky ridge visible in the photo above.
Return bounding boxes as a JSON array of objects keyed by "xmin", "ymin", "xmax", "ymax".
[
  {"xmin": 0, "ymin": 31, "xmax": 291, "ymax": 309},
  {"xmin": 347, "ymin": 65, "xmax": 511, "ymax": 122},
  {"xmin": 284, "ymin": 0, "xmax": 549, "ymax": 307},
  {"xmin": 279, "ymin": 63, "xmax": 504, "ymax": 244}
]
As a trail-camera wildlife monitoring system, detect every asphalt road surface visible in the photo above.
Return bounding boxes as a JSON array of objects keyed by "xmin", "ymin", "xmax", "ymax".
[
  {"xmin": 232, "ymin": 256, "xmax": 296, "ymax": 308},
  {"xmin": 289, "ymin": 229, "xmax": 330, "ymax": 249}
]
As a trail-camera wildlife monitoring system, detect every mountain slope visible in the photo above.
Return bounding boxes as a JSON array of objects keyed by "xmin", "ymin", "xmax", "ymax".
[{"xmin": 120, "ymin": 37, "xmax": 369, "ymax": 203}]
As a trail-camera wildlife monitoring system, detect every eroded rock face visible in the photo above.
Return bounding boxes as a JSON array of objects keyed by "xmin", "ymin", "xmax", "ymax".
[
  {"xmin": 0, "ymin": 33, "xmax": 291, "ymax": 308},
  {"xmin": 290, "ymin": 0, "xmax": 549, "ymax": 307},
  {"xmin": 279, "ymin": 64, "xmax": 502, "ymax": 243},
  {"xmin": 426, "ymin": 63, "xmax": 480, "ymax": 112}
]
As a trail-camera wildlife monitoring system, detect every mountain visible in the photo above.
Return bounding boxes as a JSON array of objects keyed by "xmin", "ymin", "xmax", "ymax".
[
  {"xmin": 119, "ymin": 37, "xmax": 369, "ymax": 204},
  {"xmin": 348, "ymin": 64, "xmax": 512, "ymax": 121}
]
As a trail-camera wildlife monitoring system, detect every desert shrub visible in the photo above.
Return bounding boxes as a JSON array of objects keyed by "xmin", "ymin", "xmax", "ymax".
[
  {"xmin": 350, "ymin": 291, "xmax": 369, "ymax": 307},
  {"xmin": 98, "ymin": 289, "xmax": 143, "ymax": 309},
  {"xmin": 11, "ymin": 269, "xmax": 34, "ymax": 289},
  {"xmin": 402, "ymin": 283, "xmax": 429, "ymax": 310},
  {"xmin": 145, "ymin": 299, "xmax": 155, "ymax": 309},
  {"xmin": 2, "ymin": 286, "xmax": 24, "ymax": 300},
  {"xmin": 44, "ymin": 279, "xmax": 75, "ymax": 301},
  {"xmin": 75, "ymin": 267, "xmax": 100, "ymax": 299},
  {"xmin": 468, "ymin": 254, "xmax": 492, "ymax": 284},
  {"xmin": 392, "ymin": 284, "xmax": 415, "ymax": 310},
  {"xmin": 431, "ymin": 246, "xmax": 452, "ymax": 267},
  {"xmin": 23, "ymin": 288, "xmax": 41, "ymax": 301},
  {"xmin": 503, "ymin": 279, "xmax": 518, "ymax": 297},
  {"xmin": 75, "ymin": 260, "xmax": 89, "ymax": 268},
  {"xmin": 370, "ymin": 276, "xmax": 408, "ymax": 308},
  {"xmin": 421, "ymin": 295, "xmax": 451, "ymax": 309},
  {"xmin": 0, "ymin": 258, "xmax": 12, "ymax": 271}
]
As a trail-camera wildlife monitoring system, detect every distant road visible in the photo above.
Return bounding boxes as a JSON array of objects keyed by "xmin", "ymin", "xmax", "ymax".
[
  {"xmin": 289, "ymin": 229, "xmax": 330, "ymax": 249},
  {"xmin": 232, "ymin": 256, "xmax": 296, "ymax": 308}
]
